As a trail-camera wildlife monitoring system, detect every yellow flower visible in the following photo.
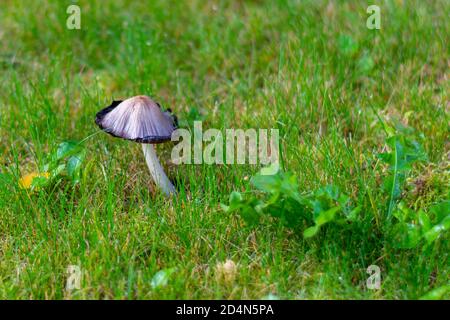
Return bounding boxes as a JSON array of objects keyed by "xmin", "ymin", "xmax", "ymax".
[{"xmin": 19, "ymin": 172, "xmax": 50, "ymax": 189}]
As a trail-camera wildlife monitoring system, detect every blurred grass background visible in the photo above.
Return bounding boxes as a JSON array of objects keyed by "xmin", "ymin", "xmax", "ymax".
[{"xmin": 0, "ymin": 0, "xmax": 448, "ymax": 299}]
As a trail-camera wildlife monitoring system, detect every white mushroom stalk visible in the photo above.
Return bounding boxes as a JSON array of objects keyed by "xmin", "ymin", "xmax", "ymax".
[{"xmin": 142, "ymin": 144, "xmax": 176, "ymax": 196}]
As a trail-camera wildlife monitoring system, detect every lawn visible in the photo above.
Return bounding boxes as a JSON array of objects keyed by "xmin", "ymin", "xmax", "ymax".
[{"xmin": 0, "ymin": 0, "xmax": 448, "ymax": 299}]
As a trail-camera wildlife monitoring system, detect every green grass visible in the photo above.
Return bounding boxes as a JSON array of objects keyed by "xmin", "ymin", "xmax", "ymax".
[{"xmin": 0, "ymin": 0, "xmax": 448, "ymax": 299}]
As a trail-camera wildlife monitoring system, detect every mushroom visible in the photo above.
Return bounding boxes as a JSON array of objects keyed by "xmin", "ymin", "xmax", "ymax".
[{"xmin": 95, "ymin": 95, "xmax": 177, "ymax": 196}]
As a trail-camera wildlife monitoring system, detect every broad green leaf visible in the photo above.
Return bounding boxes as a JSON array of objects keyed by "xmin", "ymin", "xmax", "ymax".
[
  {"xmin": 430, "ymin": 201, "xmax": 450, "ymax": 223},
  {"xmin": 337, "ymin": 193, "xmax": 350, "ymax": 207},
  {"xmin": 56, "ymin": 141, "xmax": 79, "ymax": 160},
  {"xmin": 423, "ymin": 215, "xmax": 450, "ymax": 245},
  {"xmin": 229, "ymin": 191, "xmax": 242, "ymax": 206},
  {"xmin": 51, "ymin": 164, "xmax": 66, "ymax": 177},
  {"xmin": 259, "ymin": 163, "xmax": 280, "ymax": 176},
  {"xmin": 280, "ymin": 174, "xmax": 302, "ymax": 201},
  {"xmin": 315, "ymin": 206, "xmax": 340, "ymax": 226},
  {"xmin": 419, "ymin": 285, "xmax": 450, "ymax": 300},
  {"xmin": 392, "ymin": 202, "xmax": 410, "ymax": 222},
  {"xmin": 67, "ymin": 152, "xmax": 85, "ymax": 182},
  {"xmin": 303, "ymin": 225, "xmax": 320, "ymax": 238},
  {"xmin": 240, "ymin": 206, "xmax": 260, "ymax": 225},
  {"xmin": 347, "ymin": 206, "xmax": 362, "ymax": 221},
  {"xmin": 418, "ymin": 210, "xmax": 431, "ymax": 232},
  {"xmin": 151, "ymin": 268, "xmax": 176, "ymax": 289},
  {"xmin": 383, "ymin": 174, "xmax": 403, "ymax": 200},
  {"xmin": 251, "ymin": 173, "xmax": 282, "ymax": 194},
  {"xmin": 378, "ymin": 152, "xmax": 392, "ymax": 164},
  {"xmin": 323, "ymin": 185, "xmax": 340, "ymax": 200},
  {"xmin": 311, "ymin": 199, "xmax": 326, "ymax": 217},
  {"xmin": 221, "ymin": 191, "xmax": 244, "ymax": 213},
  {"xmin": 392, "ymin": 223, "xmax": 421, "ymax": 249},
  {"xmin": 251, "ymin": 170, "xmax": 305, "ymax": 204}
]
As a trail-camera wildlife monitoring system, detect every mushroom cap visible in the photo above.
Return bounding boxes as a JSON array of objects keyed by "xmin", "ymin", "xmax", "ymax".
[{"xmin": 95, "ymin": 95, "xmax": 177, "ymax": 144}]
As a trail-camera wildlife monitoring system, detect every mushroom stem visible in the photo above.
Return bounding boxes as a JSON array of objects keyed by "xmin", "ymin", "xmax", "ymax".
[{"xmin": 142, "ymin": 144, "xmax": 176, "ymax": 196}]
